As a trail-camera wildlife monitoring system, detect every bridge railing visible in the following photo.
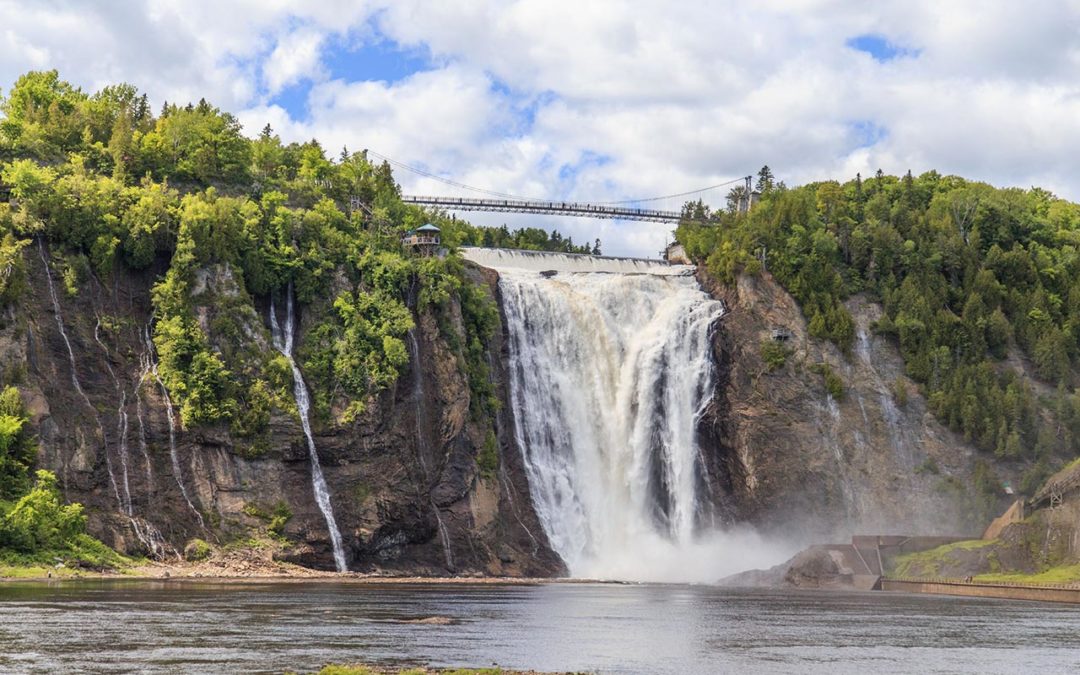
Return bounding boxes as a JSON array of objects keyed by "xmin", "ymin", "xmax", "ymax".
[{"xmin": 401, "ymin": 195, "xmax": 685, "ymax": 224}]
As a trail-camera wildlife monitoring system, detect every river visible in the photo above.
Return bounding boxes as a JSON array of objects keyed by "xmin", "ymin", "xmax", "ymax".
[{"xmin": 2, "ymin": 580, "xmax": 1079, "ymax": 673}]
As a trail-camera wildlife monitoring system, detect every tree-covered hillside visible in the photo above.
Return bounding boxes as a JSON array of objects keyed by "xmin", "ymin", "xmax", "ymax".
[
  {"xmin": 0, "ymin": 69, "xmax": 597, "ymax": 561},
  {"xmin": 678, "ymin": 168, "xmax": 1080, "ymax": 493}
]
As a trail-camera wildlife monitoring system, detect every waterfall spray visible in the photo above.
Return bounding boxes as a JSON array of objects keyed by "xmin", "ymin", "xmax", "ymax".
[{"xmin": 270, "ymin": 285, "xmax": 348, "ymax": 572}]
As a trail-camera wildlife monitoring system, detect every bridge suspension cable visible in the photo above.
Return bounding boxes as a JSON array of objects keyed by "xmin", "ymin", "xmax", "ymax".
[
  {"xmin": 596, "ymin": 176, "xmax": 750, "ymax": 204},
  {"xmin": 365, "ymin": 148, "xmax": 748, "ymax": 207}
]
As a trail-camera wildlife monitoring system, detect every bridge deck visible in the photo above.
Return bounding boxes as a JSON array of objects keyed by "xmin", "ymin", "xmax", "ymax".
[{"xmin": 401, "ymin": 195, "xmax": 683, "ymax": 223}]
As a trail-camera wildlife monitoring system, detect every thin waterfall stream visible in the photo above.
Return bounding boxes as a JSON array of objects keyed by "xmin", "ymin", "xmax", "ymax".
[
  {"xmin": 462, "ymin": 248, "xmax": 733, "ymax": 582},
  {"xmin": 37, "ymin": 239, "xmax": 119, "ymax": 502},
  {"xmin": 405, "ymin": 328, "xmax": 455, "ymax": 571},
  {"xmin": 270, "ymin": 285, "xmax": 348, "ymax": 572},
  {"xmin": 142, "ymin": 326, "xmax": 204, "ymax": 527},
  {"xmin": 93, "ymin": 316, "xmax": 134, "ymax": 515}
]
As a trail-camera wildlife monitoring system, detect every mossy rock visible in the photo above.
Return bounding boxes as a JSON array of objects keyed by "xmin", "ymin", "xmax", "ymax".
[{"xmin": 183, "ymin": 538, "xmax": 213, "ymax": 561}]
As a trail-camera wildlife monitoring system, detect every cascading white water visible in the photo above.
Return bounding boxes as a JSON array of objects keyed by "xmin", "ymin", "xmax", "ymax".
[
  {"xmin": 270, "ymin": 286, "xmax": 348, "ymax": 572},
  {"xmin": 134, "ymin": 336, "xmax": 156, "ymax": 491},
  {"xmin": 465, "ymin": 248, "xmax": 743, "ymax": 582}
]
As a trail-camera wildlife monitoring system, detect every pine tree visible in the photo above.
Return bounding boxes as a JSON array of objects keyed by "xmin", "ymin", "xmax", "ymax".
[{"xmin": 755, "ymin": 165, "xmax": 775, "ymax": 193}]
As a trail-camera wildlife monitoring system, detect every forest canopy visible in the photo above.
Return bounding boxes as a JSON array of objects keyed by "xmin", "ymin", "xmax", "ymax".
[
  {"xmin": 0, "ymin": 69, "xmax": 595, "ymax": 434},
  {"xmin": 677, "ymin": 168, "xmax": 1080, "ymax": 491}
]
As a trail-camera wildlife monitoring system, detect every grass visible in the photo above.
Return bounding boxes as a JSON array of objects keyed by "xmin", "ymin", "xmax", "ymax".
[
  {"xmin": 1057, "ymin": 456, "xmax": 1080, "ymax": 476},
  {"xmin": 0, "ymin": 564, "xmax": 81, "ymax": 578},
  {"xmin": 0, "ymin": 534, "xmax": 131, "ymax": 572},
  {"xmin": 0, "ymin": 542, "xmax": 133, "ymax": 579},
  {"xmin": 974, "ymin": 562, "xmax": 1080, "ymax": 585},
  {"xmin": 889, "ymin": 539, "xmax": 996, "ymax": 577}
]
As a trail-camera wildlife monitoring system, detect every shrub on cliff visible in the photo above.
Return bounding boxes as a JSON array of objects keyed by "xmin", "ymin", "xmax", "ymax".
[
  {"xmin": 759, "ymin": 340, "xmax": 790, "ymax": 373},
  {"xmin": 0, "ymin": 470, "xmax": 85, "ymax": 552},
  {"xmin": 0, "ymin": 386, "xmax": 33, "ymax": 501}
]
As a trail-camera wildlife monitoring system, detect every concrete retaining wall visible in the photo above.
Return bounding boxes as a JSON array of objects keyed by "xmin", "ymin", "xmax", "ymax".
[{"xmin": 881, "ymin": 577, "xmax": 1080, "ymax": 604}]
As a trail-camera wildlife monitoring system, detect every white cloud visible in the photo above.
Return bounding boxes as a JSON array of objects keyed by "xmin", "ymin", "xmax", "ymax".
[
  {"xmin": 4, "ymin": 1, "xmax": 1080, "ymax": 256},
  {"xmin": 262, "ymin": 28, "xmax": 326, "ymax": 96}
]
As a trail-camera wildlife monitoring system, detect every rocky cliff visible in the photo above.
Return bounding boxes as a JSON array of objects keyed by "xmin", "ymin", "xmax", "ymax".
[
  {"xmin": 698, "ymin": 268, "xmax": 1017, "ymax": 544},
  {"xmin": 2, "ymin": 240, "xmax": 1023, "ymax": 574},
  {"xmin": 2, "ymin": 242, "xmax": 560, "ymax": 575}
]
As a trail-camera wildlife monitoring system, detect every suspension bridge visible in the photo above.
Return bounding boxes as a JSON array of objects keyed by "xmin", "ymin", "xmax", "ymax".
[
  {"xmin": 400, "ymin": 196, "xmax": 686, "ymax": 223},
  {"xmin": 368, "ymin": 150, "xmax": 752, "ymax": 224}
]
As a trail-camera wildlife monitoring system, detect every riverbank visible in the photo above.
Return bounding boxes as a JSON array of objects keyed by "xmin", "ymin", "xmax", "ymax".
[
  {"xmin": 0, "ymin": 547, "xmax": 596, "ymax": 584},
  {"xmin": 312, "ymin": 665, "xmax": 584, "ymax": 675},
  {"xmin": 881, "ymin": 577, "xmax": 1080, "ymax": 604}
]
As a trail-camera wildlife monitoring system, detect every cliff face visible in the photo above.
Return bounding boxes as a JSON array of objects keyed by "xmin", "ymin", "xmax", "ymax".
[
  {"xmin": 3, "ymin": 243, "xmax": 560, "ymax": 575},
  {"xmin": 3, "ymin": 242, "xmax": 1021, "ymax": 572},
  {"xmin": 698, "ymin": 269, "xmax": 1016, "ymax": 543}
]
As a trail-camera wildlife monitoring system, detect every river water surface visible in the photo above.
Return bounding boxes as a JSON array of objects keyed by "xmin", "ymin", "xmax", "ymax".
[{"xmin": 2, "ymin": 580, "xmax": 1079, "ymax": 674}]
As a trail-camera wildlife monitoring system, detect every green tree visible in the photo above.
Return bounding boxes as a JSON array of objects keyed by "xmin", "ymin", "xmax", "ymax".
[{"xmin": 0, "ymin": 470, "xmax": 85, "ymax": 552}]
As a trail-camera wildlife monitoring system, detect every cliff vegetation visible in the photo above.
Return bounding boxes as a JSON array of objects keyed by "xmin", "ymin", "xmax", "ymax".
[
  {"xmin": 0, "ymin": 69, "xmax": 568, "ymax": 569},
  {"xmin": 678, "ymin": 166, "xmax": 1080, "ymax": 494}
]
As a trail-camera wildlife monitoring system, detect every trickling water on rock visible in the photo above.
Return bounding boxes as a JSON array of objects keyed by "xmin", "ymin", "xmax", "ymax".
[
  {"xmin": 270, "ymin": 285, "xmax": 348, "ymax": 572},
  {"xmin": 466, "ymin": 248, "xmax": 757, "ymax": 582},
  {"xmin": 37, "ymin": 238, "xmax": 119, "ymax": 501},
  {"xmin": 142, "ymin": 326, "xmax": 203, "ymax": 527},
  {"xmin": 93, "ymin": 316, "xmax": 135, "ymax": 516},
  {"xmin": 405, "ymin": 328, "xmax": 455, "ymax": 572}
]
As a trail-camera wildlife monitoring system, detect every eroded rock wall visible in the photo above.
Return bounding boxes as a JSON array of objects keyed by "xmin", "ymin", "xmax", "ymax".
[
  {"xmin": 3, "ymin": 244, "xmax": 559, "ymax": 575},
  {"xmin": 698, "ymin": 269, "xmax": 1016, "ymax": 544}
]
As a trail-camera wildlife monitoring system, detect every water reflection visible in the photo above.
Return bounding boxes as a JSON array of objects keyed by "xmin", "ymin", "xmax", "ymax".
[{"xmin": 1, "ymin": 580, "xmax": 1079, "ymax": 674}]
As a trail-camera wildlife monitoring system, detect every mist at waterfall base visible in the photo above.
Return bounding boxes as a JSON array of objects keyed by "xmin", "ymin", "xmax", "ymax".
[{"xmin": 463, "ymin": 248, "xmax": 793, "ymax": 583}]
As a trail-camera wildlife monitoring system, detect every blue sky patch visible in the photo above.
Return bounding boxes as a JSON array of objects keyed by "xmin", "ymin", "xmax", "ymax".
[
  {"xmin": 846, "ymin": 34, "xmax": 920, "ymax": 62},
  {"xmin": 554, "ymin": 151, "xmax": 613, "ymax": 197},
  {"xmin": 267, "ymin": 35, "xmax": 433, "ymax": 120},
  {"xmin": 324, "ymin": 37, "xmax": 432, "ymax": 85},
  {"xmin": 271, "ymin": 80, "xmax": 314, "ymax": 120},
  {"xmin": 849, "ymin": 120, "xmax": 888, "ymax": 148}
]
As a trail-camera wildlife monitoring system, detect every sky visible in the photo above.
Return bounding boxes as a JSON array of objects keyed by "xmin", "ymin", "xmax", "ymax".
[{"xmin": 2, "ymin": 1, "xmax": 1079, "ymax": 257}]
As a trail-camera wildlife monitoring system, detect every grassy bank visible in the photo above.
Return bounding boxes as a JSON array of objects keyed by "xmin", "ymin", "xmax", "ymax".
[
  {"xmin": 974, "ymin": 563, "xmax": 1080, "ymax": 585},
  {"xmin": 888, "ymin": 539, "xmax": 996, "ymax": 578}
]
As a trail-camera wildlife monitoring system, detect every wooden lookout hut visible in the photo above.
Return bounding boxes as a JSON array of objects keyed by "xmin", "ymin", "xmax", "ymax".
[{"xmin": 402, "ymin": 223, "xmax": 441, "ymax": 256}]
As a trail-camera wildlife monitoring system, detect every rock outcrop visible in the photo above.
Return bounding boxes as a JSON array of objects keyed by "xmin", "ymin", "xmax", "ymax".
[{"xmin": 697, "ymin": 269, "xmax": 1016, "ymax": 545}]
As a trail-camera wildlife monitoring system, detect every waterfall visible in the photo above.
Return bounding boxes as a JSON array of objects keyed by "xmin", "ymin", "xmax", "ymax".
[
  {"xmin": 825, "ymin": 394, "xmax": 857, "ymax": 519},
  {"xmin": 462, "ymin": 246, "xmax": 696, "ymax": 276},
  {"xmin": 93, "ymin": 316, "xmax": 133, "ymax": 515},
  {"xmin": 469, "ymin": 248, "xmax": 732, "ymax": 582},
  {"xmin": 142, "ymin": 326, "xmax": 204, "ymax": 527},
  {"xmin": 37, "ymin": 239, "xmax": 119, "ymax": 502},
  {"xmin": 134, "ymin": 337, "xmax": 156, "ymax": 491},
  {"xmin": 406, "ymin": 328, "xmax": 455, "ymax": 571},
  {"xmin": 270, "ymin": 285, "xmax": 348, "ymax": 572}
]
